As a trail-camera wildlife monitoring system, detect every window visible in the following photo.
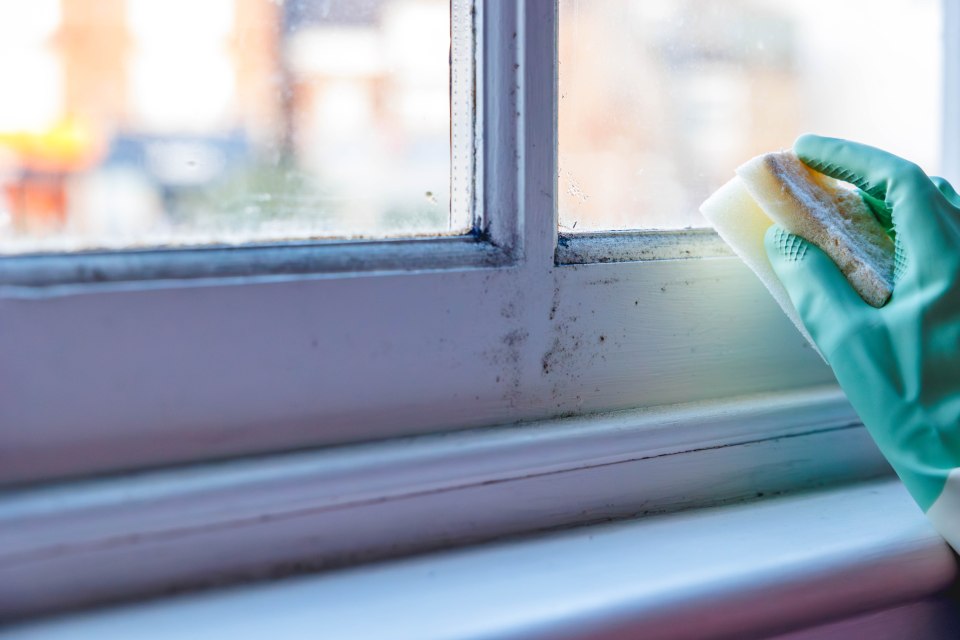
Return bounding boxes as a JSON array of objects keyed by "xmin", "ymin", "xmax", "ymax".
[
  {"xmin": 558, "ymin": 0, "xmax": 945, "ymax": 231},
  {"xmin": 2, "ymin": 0, "xmax": 948, "ymax": 492},
  {"xmin": 0, "ymin": 0, "xmax": 473, "ymax": 252},
  {"xmin": 6, "ymin": 0, "xmax": 956, "ymax": 622}
]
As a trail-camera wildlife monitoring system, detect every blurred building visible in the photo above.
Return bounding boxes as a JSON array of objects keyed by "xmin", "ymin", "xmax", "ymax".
[
  {"xmin": 0, "ymin": 0, "xmax": 453, "ymax": 250},
  {"xmin": 558, "ymin": 0, "xmax": 942, "ymax": 231}
]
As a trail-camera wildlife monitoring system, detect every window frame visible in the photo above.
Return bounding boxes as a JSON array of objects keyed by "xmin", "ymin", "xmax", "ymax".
[
  {"xmin": 8, "ymin": 0, "xmax": 938, "ymax": 485},
  {"xmin": 1, "ymin": 385, "xmax": 888, "ymax": 619},
  {"xmin": 0, "ymin": 0, "xmax": 832, "ymax": 483},
  {"xmin": 6, "ymin": 0, "xmax": 956, "ymax": 619}
]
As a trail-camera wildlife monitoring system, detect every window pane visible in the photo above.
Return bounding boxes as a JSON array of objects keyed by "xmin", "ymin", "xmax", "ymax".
[
  {"xmin": 559, "ymin": 0, "xmax": 943, "ymax": 231},
  {"xmin": 0, "ymin": 0, "xmax": 472, "ymax": 253}
]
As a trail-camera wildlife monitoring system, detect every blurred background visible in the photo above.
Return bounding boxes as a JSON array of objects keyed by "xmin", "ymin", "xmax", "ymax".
[
  {"xmin": 559, "ymin": 0, "xmax": 944, "ymax": 230},
  {"xmin": 0, "ymin": 1, "xmax": 946, "ymax": 250},
  {"xmin": 0, "ymin": 0, "xmax": 468, "ymax": 253}
]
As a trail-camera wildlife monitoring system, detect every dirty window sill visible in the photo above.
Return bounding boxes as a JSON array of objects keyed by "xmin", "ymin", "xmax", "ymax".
[
  {"xmin": 0, "ymin": 386, "xmax": 889, "ymax": 620},
  {"xmin": 4, "ymin": 479, "xmax": 955, "ymax": 640}
]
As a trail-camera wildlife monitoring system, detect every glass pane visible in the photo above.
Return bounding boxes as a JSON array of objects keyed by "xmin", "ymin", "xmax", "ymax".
[
  {"xmin": 0, "ymin": 0, "xmax": 473, "ymax": 254},
  {"xmin": 559, "ymin": 0, "xmax": 943, "ymax": 231}
]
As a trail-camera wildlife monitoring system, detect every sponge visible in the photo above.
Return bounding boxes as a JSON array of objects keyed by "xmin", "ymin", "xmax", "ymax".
[
  {"xmin": 700, "ymin": 176, "xmax": 818, "ymax": 350},
  {"xmin": 736, "ymin": 151, "xmax": 895, "ymax": 308},
  {"xmin": 701, "ymin": 150, "xmax": 897, "ymax": 354}
]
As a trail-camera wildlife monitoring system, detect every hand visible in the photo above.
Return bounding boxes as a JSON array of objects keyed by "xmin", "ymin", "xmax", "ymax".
[{"xmin": 764, "ymin": 134, "xmax": 960, "ymax": 546}]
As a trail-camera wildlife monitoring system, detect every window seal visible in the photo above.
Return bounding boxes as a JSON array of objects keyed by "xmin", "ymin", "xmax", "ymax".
[
  {"xmin": 0, "ymin": 233, "xmax": 513, "ymax": 290},
  {"xmin": 555, "ymin": 228, "xmax": 732, "ymax": 265}
]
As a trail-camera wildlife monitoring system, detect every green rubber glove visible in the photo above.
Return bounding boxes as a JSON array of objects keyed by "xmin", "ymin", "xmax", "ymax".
[{"xmin": 764, "ymin": 134, "xmax": 960, "ymax": 548}]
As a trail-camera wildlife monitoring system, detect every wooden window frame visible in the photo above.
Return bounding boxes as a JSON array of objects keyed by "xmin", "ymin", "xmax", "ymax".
[{"xmin": 0, "ymin": 0, "xmax": 853, "ymax": 484}]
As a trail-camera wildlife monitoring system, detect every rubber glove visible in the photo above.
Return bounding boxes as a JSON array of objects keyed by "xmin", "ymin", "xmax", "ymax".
[{"xmin": 764, "ymin": 134, "xmax": 960, "ymax": 549}]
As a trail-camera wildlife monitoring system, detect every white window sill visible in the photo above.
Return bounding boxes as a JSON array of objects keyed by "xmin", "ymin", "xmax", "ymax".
[
  {"xmin": 4, "ymin": 479, "xmax": 956, "ymax": 639},
  {"xmin": 0, "ymin": 387, "xmax": 890, "ymax": 619}
]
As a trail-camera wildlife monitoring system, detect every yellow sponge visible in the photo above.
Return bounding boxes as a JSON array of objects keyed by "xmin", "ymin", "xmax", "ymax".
[
  {"xmin": 700, "ymin": 175, "xmax": 818, "ymax": 351},
  {"xmin": 736, "ymin": 151, "xmax": 894, "ymax": 308},
  {"xmin": 701, "ymin": 150, "xmax": 898, "ymax": 355}
]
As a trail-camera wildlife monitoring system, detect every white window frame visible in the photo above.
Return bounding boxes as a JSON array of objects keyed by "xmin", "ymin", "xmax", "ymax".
[
  {"xmin": 4, "ymin": 0, "xmax": 957, "ymax": 620},
  {"xmin": 0, "ymin": 1, "xmax": 851, "ymax": 484}
]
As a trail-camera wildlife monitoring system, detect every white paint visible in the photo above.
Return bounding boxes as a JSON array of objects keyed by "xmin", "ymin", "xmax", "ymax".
[
  {"xmin": 942, "ymin": 0, "xmax": 960, "ymax": 184},
  {"xmin": 0, "ymin": 0, "xmax": 835, "ymax": 485},
  {"xmin": 699, "ymin": 176, "xmax": 818, "ymax": 352},
  {"xmin": 0, "ymin": 386, "xmax": 889, "ymax": 618},
  {"xmin": 0, "ymin": 2, "xmax": 951, "ymax": 634},
  {"xmin": 773, "ymin": 598, "xmax": 960, "ymax": 640},
  {"xmin": 0, "ymin": 254, "xmax": 834, "ymax": 484},
  {"xmin": 924, "ymin": 466, "xmax": 960, "ymax": 553},
  {"xmin": 2, "ymin": 480, "xmax": 953, "ymax": 639}
]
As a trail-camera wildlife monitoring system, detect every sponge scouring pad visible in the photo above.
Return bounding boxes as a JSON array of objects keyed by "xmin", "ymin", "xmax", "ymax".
[
  {"xmin": 699, "ymin": 175, "xmax": 817, "ymax": 349},
  {"xmin": 700, "ymin": 150, "xmax": 896, "ymax": 355},
  {"xmin": 736, "ymin": 151, "xmax": 895, "ymax": 308}
]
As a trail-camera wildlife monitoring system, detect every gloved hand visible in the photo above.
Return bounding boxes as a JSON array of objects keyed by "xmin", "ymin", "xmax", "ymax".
[{"xmin": 764, "ymin": 134, "xmax": 960, "ymax": 549}]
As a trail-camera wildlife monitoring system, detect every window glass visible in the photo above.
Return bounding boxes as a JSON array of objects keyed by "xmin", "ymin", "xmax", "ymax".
[
  {"xmin": 559, "ymin": 0, "xmax": 943, "ymax": 231},
  {"xmin": 0, "ymin": 0, "xmax": 472, "ymax": 253}
]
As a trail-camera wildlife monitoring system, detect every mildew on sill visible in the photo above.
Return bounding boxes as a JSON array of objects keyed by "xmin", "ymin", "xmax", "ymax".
[
  {"xmin": 556, "ymin": 229, "xmax": 733, "ymax": 265},
  {"xmin": 0, "ymin": 234, "xmax": 514, "ymax": 290}
]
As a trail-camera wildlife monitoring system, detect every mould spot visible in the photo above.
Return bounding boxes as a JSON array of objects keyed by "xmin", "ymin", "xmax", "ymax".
[
  {"xmin": 541, "ymin": 337, "xmax": 564, "ymax": 376},
  {"xmin": 503, "ymin": 329, "xmax": 528, "ymax": 348}
]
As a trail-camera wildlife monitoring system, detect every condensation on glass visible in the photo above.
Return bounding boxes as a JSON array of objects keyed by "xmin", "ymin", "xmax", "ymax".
[
  {"xmin": 559, "ymin": 0, "xmax": 943, "ymax": 231},
  {"xmin": 0, "ymin": 0, "xmax": 474, "ymax": 253}
]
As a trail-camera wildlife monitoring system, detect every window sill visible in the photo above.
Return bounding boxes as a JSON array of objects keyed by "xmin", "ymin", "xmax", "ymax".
[
  {"xmin": 1, "ymin": 387, "xmax": 891, "ymax": 619},
  {"xmin": 5, "ymin": 479, "xmax": 956, "ymax": 639},
  {"xmin": 555, "ymin": 228, "xmax": 732, "ymax": 264}
]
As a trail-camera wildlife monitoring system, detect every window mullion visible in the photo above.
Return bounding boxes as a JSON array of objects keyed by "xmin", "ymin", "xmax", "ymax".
[
  {"xmin": 942, "ymin": 0, "xmax": 960, "ymax": 184},
  {"xmin": 518, "ymin": 0, "xmax": 559, "ymax": 269},
  {"xmin": 479, "ymin": 0, "xmax": 526, "ymax": 261}
]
